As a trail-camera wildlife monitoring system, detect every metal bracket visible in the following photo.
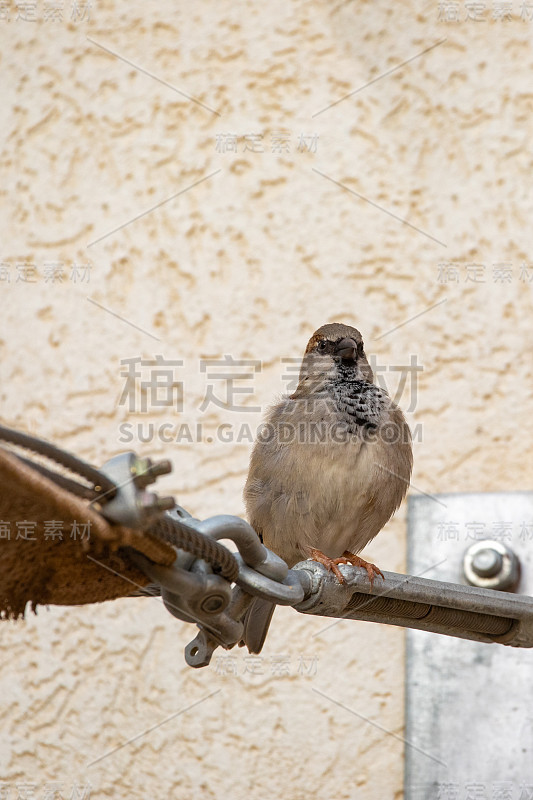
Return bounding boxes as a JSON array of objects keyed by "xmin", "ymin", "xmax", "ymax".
[{"xmin": 405, "ymin": 492, "xmax": 533, "ymax": 796}]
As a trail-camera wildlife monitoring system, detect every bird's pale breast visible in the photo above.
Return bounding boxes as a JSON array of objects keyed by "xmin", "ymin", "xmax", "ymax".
[{"xmin": 244, "ymin": 390, "xmax": 411, "ymax": 567}]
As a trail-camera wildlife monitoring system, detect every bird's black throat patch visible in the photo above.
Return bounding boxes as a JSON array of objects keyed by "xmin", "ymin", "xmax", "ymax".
[{"xmin": 329, "ymin": 378, "xmax": 387, "ymax": 430}]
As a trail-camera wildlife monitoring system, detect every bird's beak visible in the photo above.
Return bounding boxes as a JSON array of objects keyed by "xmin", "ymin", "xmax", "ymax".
[{"xmin": 335, "ymin": 337, "xmax": 358, "ymax": 361}]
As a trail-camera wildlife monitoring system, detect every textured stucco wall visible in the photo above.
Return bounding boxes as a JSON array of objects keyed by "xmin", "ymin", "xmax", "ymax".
[{"xmin": 2, "ymin": 1, "xmax": 533, "ymax": 797}]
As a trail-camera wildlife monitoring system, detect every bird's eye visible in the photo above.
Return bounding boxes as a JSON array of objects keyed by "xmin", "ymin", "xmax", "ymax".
[{"xmin": 318, "ymin": 340, "xmax": 328, "ymax": 351}]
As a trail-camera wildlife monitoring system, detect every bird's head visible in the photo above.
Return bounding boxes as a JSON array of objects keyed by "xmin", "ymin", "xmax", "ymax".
[{"xmin": 295, "ymin": 322, "xmax": 374, "ymax": 394}]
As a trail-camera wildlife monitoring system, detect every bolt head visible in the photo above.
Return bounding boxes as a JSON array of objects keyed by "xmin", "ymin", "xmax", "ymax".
[{"xmin": 471, "ymin": 548, "xmax": 503, "ymax": 578}]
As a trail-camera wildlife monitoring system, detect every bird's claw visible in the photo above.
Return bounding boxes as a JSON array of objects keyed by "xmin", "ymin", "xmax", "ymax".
[
  {"xmin": 310, "ymin": 548, "xmax": 384, "ymax": 587},
  {"xmin": 340, "ymin": 551, "xmax": 384, "ymax": 587},
  {"xmin": 310, "ymin": 548, "xmax": 348, "ymax": 584}
]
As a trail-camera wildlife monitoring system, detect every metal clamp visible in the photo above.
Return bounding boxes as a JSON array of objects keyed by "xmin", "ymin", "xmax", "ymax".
[
  {"xmin": 96, "ymin": 452, "xmax": 175, "ymax": 528},
  {"xmin": 128, "ymin": 509, "xmax": 304, "ymax": 667}
]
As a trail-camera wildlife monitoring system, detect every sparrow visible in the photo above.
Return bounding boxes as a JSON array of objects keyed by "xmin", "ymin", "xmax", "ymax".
[{"xmin": 244, "ymin": 322, "xmax": 413, "ymax": 586}]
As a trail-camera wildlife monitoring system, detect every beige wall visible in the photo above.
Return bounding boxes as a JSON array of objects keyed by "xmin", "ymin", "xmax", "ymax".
[{"xmin": 2, "ymin": 0, "xmax": 533, "ymax": 797}]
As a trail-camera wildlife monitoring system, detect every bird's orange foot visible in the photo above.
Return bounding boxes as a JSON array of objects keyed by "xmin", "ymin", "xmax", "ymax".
[
  {"xmin": 310, "ymin": 548, "xmax": 350, "ymax": 584},
  {"xmin": 340, "ymin": 551, "xmax": 384, "ymax": 587}
]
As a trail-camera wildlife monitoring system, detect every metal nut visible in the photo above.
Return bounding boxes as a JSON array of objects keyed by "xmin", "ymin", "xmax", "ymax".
[
  {"xmin": 463, "ymin": 540, "xmax": 520, "ymax": 592},
  {"xmin": 200, "ymin": 594, "xmax": 228, "ymax": 614}
]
